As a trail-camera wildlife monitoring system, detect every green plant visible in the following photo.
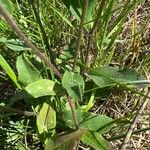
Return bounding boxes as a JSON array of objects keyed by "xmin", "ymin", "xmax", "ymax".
[{"xmin": 0, "ymin": 0, "xmax": 149, "ymax": 149}]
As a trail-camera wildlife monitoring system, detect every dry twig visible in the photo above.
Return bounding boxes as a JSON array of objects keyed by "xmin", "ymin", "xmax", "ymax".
[
  {"xmin": 0, "ymin": 106, "xmax": 36, "ymax": 116},
  {"xmin": 119, "ymin": 88, "xmax": 150, "ymax": 150}
]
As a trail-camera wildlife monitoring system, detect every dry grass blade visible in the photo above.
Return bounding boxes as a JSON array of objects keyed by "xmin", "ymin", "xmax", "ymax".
[{"xmin": 119, "ymin": 88, "xmax": 150, "ymax": 150}]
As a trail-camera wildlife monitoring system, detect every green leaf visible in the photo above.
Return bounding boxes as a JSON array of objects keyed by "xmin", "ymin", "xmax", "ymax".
[
  {"xmin": 62, "ymin": 110, "xmax": 113, "ymax": 133},
  {"xmin": 62, "ymin": 0, "xmax": 96, "ymax": 25},
  {"xmin": 62, "ymin": 0, "xmax": 82, "ymax": 20},
  {"xmin": 0, "ymin": 37, "xmax": 7, "ymax": 43},
  {"xmin": 81, "ymin": 131, "xmax": 111, "ymax": 150},
  {"xmin": 86, "ymin": 0, "xmax": 97, "ymax": 27},
  {"xmin": 44, "ymin": 129, "xmax": 87, "ymax": 150},
  {"xmin": 18, "ymin": 142, "xmax": 26, "ymax": 150},
  {"xmin": 11, "ymin": 79, "xmax": 55, "ymax": 101},
  {"xmin": 49, "ymin": 4, "xmax": 73, "ymax": 28},
  {"xmin": 0, "ymin": 37, "xmax": 30, "ymax": 51},
  {"xmin": 87, "ymin": 67, "xmax": 141, "ymax": 88},
  {"xmin": 54, "ymin": 129, "xmax": 87, "ymax": 150},
  {"xmin": 17, "ymin": 55, "xmax": 42, "ymax": 87},
  {"xmin": 0, "ymin": 54, "xmax": 21, "ymax": 89},
  {"xmin": 37, "ymin": 102, "xmax": 56, "ymax": 143},
  {"xmin": 62, "ymin": 71, "xmax": 84, "ymax": 101},
  {"xmin": 0, "ymin": 0, "xmax": 14, "ymax": 13},
  {"xmin": 62, "ymin": 110, "xmax": 83, "ymax": 129},
  {"xmin": 45, "ymin": 138, "xmax": 55, "ymax": 150},
  {"xmin": 104, "ymin": 47, "xmax": 115, "ymax": 66},
  {"xmin": 80, "ymin": 113, "xmax": 113, "ymax": 134}
]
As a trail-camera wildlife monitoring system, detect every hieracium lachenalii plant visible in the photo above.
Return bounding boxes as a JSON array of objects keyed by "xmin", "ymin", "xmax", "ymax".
[{"xmin": 0, "ymin": 0, "xmax": 149, "ymax": 149}]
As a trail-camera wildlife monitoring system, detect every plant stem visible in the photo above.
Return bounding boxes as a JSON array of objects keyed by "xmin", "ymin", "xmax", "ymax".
[
  {"xmin": 67, "ymin": 96, "xmax": 79, "ymax": 129},
  {"xmin": 85, "ymin": 0, "xmax": 106, "ymax": 66},
  {"xmin": 0, "ymin": 106, "xmax": 35, "ymax": 116},
  {"xmin": 70, "ymin": 0, "xmax": 89, "ymax": 129},
  {"xmin": 107, "ymin": 127, "xmax": 150, "ymax": 141},
  {"xmin": 30, "ymin": 0, "xmax": 55, "ymax": 61},
  {"xmin": 73, "ymin": 0, "xmax": 89, "ymax": 71},
  {"xmin": 0, "ymin": 4, "xmax": 62, "ymax": 78},
  {"xmin": 0, "ymin": 4, "xmax": 78, "ymax": 127},
  {"xmin": 77, "ymin": 60, "xmax": 150, "ymax": 99}
]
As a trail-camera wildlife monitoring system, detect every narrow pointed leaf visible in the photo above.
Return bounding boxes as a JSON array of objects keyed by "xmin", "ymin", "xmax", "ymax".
[{"xmin": 0, "ymin": 54, "xmax": 21, "ymax": 89}]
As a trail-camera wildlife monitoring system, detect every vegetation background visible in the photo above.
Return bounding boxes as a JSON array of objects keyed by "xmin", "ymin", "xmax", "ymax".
[{"xmin": 0, "ymin": 0, "xmax": 150, "ymax": 149}]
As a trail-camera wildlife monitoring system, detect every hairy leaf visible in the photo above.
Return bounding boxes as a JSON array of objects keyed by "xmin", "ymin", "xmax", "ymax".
[
  {"xmin": 63, "ymin": 110, "xmax": 113, "ymax": 133},
  {"xmin": 81, "ymin": 131, "xmax": 111, "ymax": 150},
  {"xmin": 37, "ymin": 102, "xmax": 56, "ymax": 143},
  {"xmin": 87, "ymin": 67, "xmax": 142, "ymax": 88},
  {"xmin": 62, "ymin": 71, "xmax": 84, "ymax": 101},
  {"xmin": 11, "ymin": 79, "xmax": 55, "ymax": 101},
  {"xmin": 17, "ymin": 55, "xmax": 42, "ymax": 87},
  {"xmin": 45, "ymin": 138, "xmax": 55, "ymax": 150},
  {"xmin": 54, "ymin": 129, "xmax": 87, "ymax": 149}
]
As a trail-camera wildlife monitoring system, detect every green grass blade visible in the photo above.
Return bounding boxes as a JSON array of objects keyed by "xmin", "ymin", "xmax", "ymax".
[
  {"xmin": 0, "ymin": 54, "xmax": 21, "ymax": 89},
  {"xmin": 44, "ymin": 2, "xmax": 73, "ymax": 28},
  {"xmin": 104, "ymin": 46, "xmax": 115, "ymax": 65}
]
